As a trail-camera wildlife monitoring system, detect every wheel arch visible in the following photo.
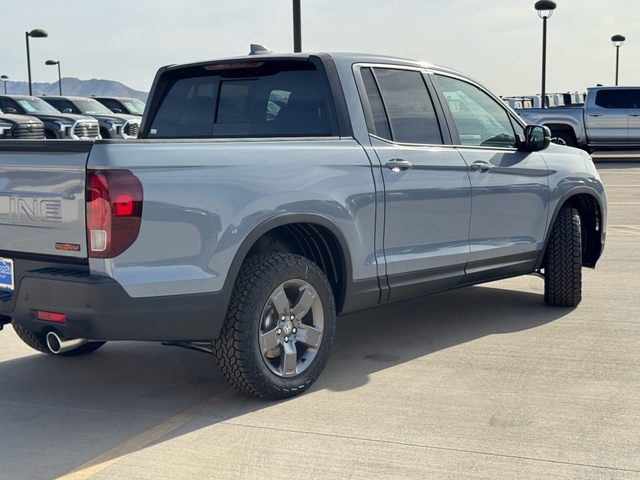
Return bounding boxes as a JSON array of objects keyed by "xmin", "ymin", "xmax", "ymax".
[
  {"xmin": 228, "ymin": 213, "xmax": 353, "ymax": 314},
  {"xmin": 539, "ymin": 189, "xmax": 605, "ymax": 269},
  {"xmin": 44, "ymin": 128, "xmax": 59, "ymax": 139},
  {"xmin": 545, "ymin": 124, "xmax": 579, "ymax": 145}
]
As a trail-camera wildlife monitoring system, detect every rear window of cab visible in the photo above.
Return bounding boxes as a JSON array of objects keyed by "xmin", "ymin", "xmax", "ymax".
[{"xmin": 149, "ymin": 61, "xmax": 333, "ymax": 138}]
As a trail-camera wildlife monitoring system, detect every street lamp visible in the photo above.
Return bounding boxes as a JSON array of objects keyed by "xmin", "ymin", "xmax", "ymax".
[
  {"xmin": 292, "ymin": 0, "xmax": 301, "ymax": 52},
  {"xmin": 25, "ymin": 28, "xmax": 48, "ymax": 96},
  {"xmin": 534, "ymin": 1, "xmax": 557, "ymax": 108},
  {"xmin": 611, "ymin": 34, "xmax": 625, "ymax": 86},
  {"xmin": 45, "ymin": 59, "xmax": 62, "ymax": 95},
  {"xmin": 0, "ymin": 75, "xmax": 8, "ymax": 94}
]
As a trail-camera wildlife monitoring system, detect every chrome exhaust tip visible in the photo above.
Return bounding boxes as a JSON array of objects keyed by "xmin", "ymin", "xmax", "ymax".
[{"xmin": 46, "ymin": 331, "xmax": 88, "ymax": 354}]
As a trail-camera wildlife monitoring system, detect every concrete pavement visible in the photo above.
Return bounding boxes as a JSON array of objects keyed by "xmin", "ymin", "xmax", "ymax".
[{"xmin": 0, "ymin": 161, "xmax": 638, "ymax": 480}]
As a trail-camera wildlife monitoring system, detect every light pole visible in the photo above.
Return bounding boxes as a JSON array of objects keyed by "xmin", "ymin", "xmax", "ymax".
[
  {"xmin": 25, "ymin": 28, "xmax": 48, "ymax": 96},
  {"xmin": 611, "ymin": 35, "xmax": 625, "ymax": 86},
  {"xmin": 45, "ymin": 59, "xmax": 62, "ymax": 95},
  {"xmin": 0, "ymin": 75, "xmax": 8, "ymax": 94},
  {"xmin": 534, "ymin": 1, "xmax": 556, "ymax": 108},
  {"xmin": 293, "ymin": 0, "xmax": 301, "ymax": 52}
]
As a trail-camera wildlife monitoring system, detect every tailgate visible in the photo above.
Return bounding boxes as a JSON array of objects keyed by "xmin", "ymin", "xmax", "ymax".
[{"xmin": 0, "ymin": 141, "xmax": 93, "ymax": 259}]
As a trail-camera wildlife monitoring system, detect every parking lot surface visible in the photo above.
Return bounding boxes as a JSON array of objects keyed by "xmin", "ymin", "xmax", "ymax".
[{"xmin": 0, "ymin": 160, "xmax": 638, "ymax": 480}]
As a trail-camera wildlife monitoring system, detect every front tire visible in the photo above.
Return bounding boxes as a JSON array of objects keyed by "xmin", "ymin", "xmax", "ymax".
[
  {"xmin": 214, "ymin": 253, "xmax": 336, "ymax": 400},
  {"xmin": 544, "ymin": 206, "xmax": 582, "ymax": 307}
]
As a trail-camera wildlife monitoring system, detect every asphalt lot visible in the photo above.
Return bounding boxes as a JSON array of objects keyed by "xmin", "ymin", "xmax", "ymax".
[{"xmin": 0, "ymin": 160, "xmax": 638, "ymax": 480}]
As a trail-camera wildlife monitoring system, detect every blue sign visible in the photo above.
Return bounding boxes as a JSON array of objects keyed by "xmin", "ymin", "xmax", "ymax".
[{"xmin": 0, "ymin": 258, "xmax": 14, "ymax": 291}]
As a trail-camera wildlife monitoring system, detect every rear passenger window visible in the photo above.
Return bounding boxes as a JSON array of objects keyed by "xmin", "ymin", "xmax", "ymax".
[
  {"xmin": 594, "ymin": 90, "xmax": 635, "ymax": 109},
  {"xmin": 360, "ymin": 68, "xmax": 392, "ymax": 140},
  {"xmin": 360, "ymin": 67, "xmax": 442, "ymax": 145},
  {"xmin": 149, "ymin": 62, "xmax": 332, "ymax": 138}
]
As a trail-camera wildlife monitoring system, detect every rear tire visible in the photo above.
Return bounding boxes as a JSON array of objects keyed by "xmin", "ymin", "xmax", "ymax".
[
  {"xmin": 12, "ymin": 324, "xmax": 106, "ymax": 356},
  {"xmin": 550, "ymin": 130, "xmax": 577, "ymax": 147},
  {"xmin": 544, "ymin": 206, "xmax": 582, "ymax": 307},
  {"xmin": 214, "ymin": 253, "xmax": 336, "ymax": 400}
]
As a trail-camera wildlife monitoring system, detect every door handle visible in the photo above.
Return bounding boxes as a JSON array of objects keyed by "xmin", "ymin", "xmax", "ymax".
[
  {"xmin": 588, "ymin": 113, "xmax": 603, "ymax": 117},
  {"xmin": 469, "ymin": 161, "xmax": 494, "ymax": 172},
  {"xmin": 385, "ymin": 159, "xmax": 413, "ymax": 172},
  {"xmin": 629, "ymin": 112, "xmax": 640, "ymax": 117}
]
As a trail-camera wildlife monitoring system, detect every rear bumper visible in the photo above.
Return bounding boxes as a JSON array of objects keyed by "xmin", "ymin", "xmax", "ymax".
[{"xmin": 1, "ymin": 266, "xmax": 227, "ymax": 341}]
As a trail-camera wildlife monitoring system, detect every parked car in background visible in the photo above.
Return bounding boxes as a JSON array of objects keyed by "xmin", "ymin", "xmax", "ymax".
[
  {"xmin": 0, "ymin": 95, "xmax": 100, "ymax": 139},
  {"xmin": 40, "ymin": 96, "xmax": 140, "ymax": 139},
  {"xmin": 91, "ymin": 96, "xmax": 146, "ymax": 116},
  {"xmin": 515, "ymin": 85, "xmax": 640, "ymax": 151},
  {"xmin": 0, "ymin": 109, "xmax": 45, "ymax": 139}
]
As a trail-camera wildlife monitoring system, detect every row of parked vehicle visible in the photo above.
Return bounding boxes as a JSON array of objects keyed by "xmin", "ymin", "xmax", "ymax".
[{"xmin": 0, "ymin": 95, "xmax": 145, "ymax": 140}]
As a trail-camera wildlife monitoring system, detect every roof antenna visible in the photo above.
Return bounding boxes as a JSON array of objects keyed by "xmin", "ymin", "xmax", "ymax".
[{"xmin": 249, "ymin": 44, "xmax": 274, "ymax": 55}]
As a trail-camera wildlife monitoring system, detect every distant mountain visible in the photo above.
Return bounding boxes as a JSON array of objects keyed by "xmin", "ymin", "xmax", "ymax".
[{"xmin": 1, "ymin": 78, "xmax": 148, "ymax": 101}]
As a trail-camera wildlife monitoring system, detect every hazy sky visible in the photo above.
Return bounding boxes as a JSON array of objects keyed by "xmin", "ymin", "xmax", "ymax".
[{"xmin": 2, "ymin": 0, "xmax": 639, "ymax": 97}]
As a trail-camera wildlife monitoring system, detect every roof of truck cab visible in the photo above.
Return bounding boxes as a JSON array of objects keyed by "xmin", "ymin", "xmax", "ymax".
[
  {"xmin": 164, "ymin": 52, "xmax": 461, "ymax": 76},
  {"xmin": 157, "ymin": 51, "xmax": 491, "ymax": 96}
]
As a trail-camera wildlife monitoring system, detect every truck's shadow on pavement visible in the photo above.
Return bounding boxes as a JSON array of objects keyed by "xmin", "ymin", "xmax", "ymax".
[
  {"xmin": 319, "ymin": 282, "xmax": 566, "ymax": 393},
  {"xmin": 0, "ymin": 281, "xmax": 569, "ymax": 479}
]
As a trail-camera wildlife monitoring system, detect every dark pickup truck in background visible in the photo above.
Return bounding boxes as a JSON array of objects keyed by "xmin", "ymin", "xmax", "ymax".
[
  {"xmin": 40, "ymin": 96, "xmax": 141, "ymax": 139},
  {"xmin": 0, "ymin": 51, "xmax": 607, "ymax": 399},
  {"xmin": 0, "ymin": 110, "xmax": 45, "ymax": 139},
  {"xmin": 0, "ymin": 95, "xmax": 100, "ymax": 139}
]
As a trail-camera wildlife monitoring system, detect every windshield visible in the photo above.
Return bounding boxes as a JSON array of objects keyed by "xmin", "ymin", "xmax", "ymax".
[
  {"xmin": 122, "ymin": 100, "xmax": 145, "ymax": 114},
  {"xmin": 17, "ymin": 97, "xmax": 61, "ymax": 114},
  {"xmin": 72, "ymin": 98, "xmax": 115, "ymax": 115}
]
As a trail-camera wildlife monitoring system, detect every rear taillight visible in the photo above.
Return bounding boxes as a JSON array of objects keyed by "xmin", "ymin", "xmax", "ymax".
[{"xmin": 86, "ymin": 170, "xmax": 143, "ymax": 258}]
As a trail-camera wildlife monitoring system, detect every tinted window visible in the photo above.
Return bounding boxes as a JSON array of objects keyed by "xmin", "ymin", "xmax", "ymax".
[
  {"xmin": 369, "ymin": 68, "xmax": 442, "ymax": 144},
  {"xmin": 122, "ymin": 99, "xmax": 145, "ymax": 115},
  {"xmin": 0, "ymin": 98, "xmax": 19, "ymax": 113},
  {"xmin": 594, "ymin": 90, "xmax": 638, "ymax": 109},
  {"xmin": 149, "ymin": 62, "xmax": 332, "ymax": 138},
  {"xmin": 44, "ymin": 99, "xmax": 77, "ymax": 114},
  {"xmin": 9, "ymin": 97, "xmax": 61, "ymax": 114},
  {"xmin": 71, "ymin": 98, "xmax": 114, "ymax": 115},
  {"xmin": 100, "ymin": 99, "xmax": 119, "ymax": 110},
  {"xmin": 360, "ymin": 68, "xmax": 391, "ymax": 140},
  {"xmin": 435, "ymin": 75, "xmax": 517, "ymax": 148}
]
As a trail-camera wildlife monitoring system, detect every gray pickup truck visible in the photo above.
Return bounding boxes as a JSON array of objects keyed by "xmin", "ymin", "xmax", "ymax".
[
  {"xmin": 0, "ymin": 51, "xmax": 607, "ymax": 399},
  {"xmin": 516, "ymin": 85, "xmax": 640, "ymax": 150}
]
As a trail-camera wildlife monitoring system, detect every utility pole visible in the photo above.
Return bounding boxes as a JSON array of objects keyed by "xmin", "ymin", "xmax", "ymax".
[{"xmin": 293, "ymin": 0, "xmax": 302, "ymax": 52}]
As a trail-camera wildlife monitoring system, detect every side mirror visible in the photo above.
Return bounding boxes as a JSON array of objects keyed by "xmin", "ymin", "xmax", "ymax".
[
  {"xmin": 112, "ymin": 108, "xmax": 123, "ymax": 113},
  {"xmin": 4, "ymin": 107, "xmax": 18, "ymax": 114},
  {"xmin": 63, "ymin": 108, "xmax": 73, "ymax": 114},
  {"xmin": 521, "ymin": 125, "xmax": 550, "ymax": 152}
]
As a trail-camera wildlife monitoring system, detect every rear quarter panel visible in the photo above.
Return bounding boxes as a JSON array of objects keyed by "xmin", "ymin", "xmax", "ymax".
[{"xmin": 86, "ymin": 139, "xmax": 377, "ymax": 298}]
